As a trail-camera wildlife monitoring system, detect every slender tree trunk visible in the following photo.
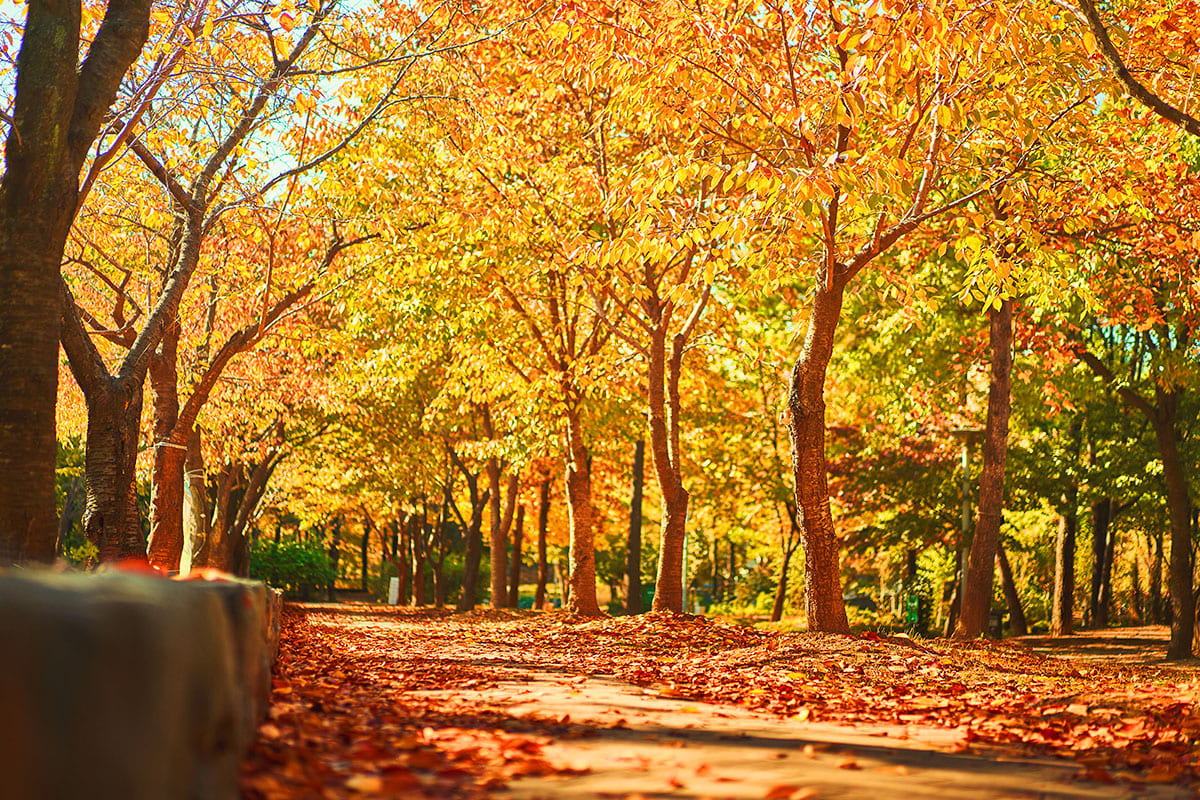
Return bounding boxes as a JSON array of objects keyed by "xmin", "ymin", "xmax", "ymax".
[
  {"xmin": 771, "ymin": 543, "xmax": 797, "ymax": 623},
  {"xmin": 487, "ymin": 458, "xmax": 507, "ymax": 607},
  {"xmin": 1052, "ymin": 507, "xmax": 1078, "ymax": 636},
  {"xmin": 146, "ymin": 322, "xmax": 183, "ymax": 570},
  {"xmin": 1088, "ymin": 497, "xmax": 1114, "ymax": 628},
  {"xmin": 1148, "ymin": 531, "xmax": 1163, "ymax": 623},
  {"xmin": 82, "ymin": 379, "xmax": 147, "ymax": 561},
  {"xmin": 326, "ymin": 516, "xmax": 341, "ymax": 602},
  {"xmin": 535, "ymin": 477, "xmax": 550, "ymax": 609},
  {"xmin": 786, "ymin": 281, "xmax": 850, "ymax": 633},
  {"xmin": 413, "ymin": 513, "xmax": 427, "ymax": 606},
  {"xmin": 943, "ymin": 575, "xmax": 962, "ymax": 637},
  {"xmin": 456, "ymin": 477, "xmax": 488, "ymax": 613},
  {"xmin": 1051, "ymin": 420, "xmax": 1081, "ymax": 636},
  {"xmin": 996, "ymin": 541, "xmax": 1027, "ymax": 636},
  {"xmin": 401, "ymin": 514, "xmax": 416, "ymax": 604},
  {"xmin": 360, "ymin": 524, "xmax": 369, "ymax": 593},
  {"xmin": 508, "ymin": 505, "xmax": 525, "ymax": 608},
  {"xmin": 56, "ymin": 475, "xmax": 83, "ymax": 558},
  {"xmin": 626, "ymin": 440, "xmax": 645, "ymax": 614},
  {"xmin": 563, "ymin": 407, "xmax": 602, "ymax": 616},
  {"xmin": 955, "ymin": 299, "xmax": 1013, "ymax": 639},
  {"xmin": 487, "ymin": 469, "xmax": 518, "ymax": 608},
  {"xmin": 649, "ymin": 331, "xmax": 690, "ymax": 613},
  {"xmin": 728, "ymin": 541, "xmax": 737, "ymax": 592},
  {"xmin": 180, "ymin": 428, "xmax": 208, "ymax": 574}
]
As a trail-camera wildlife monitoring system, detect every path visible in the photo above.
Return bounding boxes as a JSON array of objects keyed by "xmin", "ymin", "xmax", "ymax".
[
  {"xmin": 1016, "ymin": 626, "xmax": 1198, "ymax": 676},
  {"xmin": 242, "ymin": 606, "xmax": 1200, "ymax": 799},
  {"xmin": 419, "ymin": 670, "xmax": 1185, "ymax": 799}
]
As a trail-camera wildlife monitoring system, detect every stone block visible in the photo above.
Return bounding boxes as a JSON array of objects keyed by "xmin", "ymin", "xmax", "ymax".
[{"xmin": 0, "ymin": 571, "xmax": 281, "ymax": 800}]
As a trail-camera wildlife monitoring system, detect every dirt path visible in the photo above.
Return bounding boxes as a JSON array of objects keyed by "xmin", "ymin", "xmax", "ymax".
[
  {"xmin": 1015, "ymin": 626, "xmax": 1199, "ymax": 677},
  {"xmin": 242, "ymin": 606, "xmax": 1200, "ymax": 799},
  {"xmin": 419, "ymin": 670, "xmax": 1186, "ymax": 799}
]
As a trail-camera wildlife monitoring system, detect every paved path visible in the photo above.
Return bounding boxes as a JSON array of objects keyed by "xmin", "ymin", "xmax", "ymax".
[{"xmin": 416, "ymin": 666, "xmax": 1190, "ymax": 800}]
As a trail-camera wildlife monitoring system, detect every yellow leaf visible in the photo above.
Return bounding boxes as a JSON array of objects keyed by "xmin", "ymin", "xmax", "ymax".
[
  {"xmin": 546, "ymin": 21, "xmax": 570, "ymax": 41},
  {"xmin": 1082, "ymin": 30, "xmax": 1098, "ymax": 56},
  {"xmin": 345, "ymin": 774, "xmax": 383, "ymax": 793}
]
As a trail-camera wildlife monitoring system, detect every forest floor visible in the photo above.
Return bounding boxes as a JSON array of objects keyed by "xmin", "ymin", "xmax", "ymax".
[{"xmin": 241, "ymin": 605, "xmax": 1200, "ymax": 800}]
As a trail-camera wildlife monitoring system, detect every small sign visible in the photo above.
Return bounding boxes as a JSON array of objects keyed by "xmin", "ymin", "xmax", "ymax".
[{"xmin": 388, "ymin": 577, "xmax": 399, "ymax": 605}]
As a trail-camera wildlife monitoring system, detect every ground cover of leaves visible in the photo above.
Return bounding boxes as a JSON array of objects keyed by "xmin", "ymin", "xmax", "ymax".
[{"xmin": 241, "ymin": 604, "xmax": 1200, "ymax": 798}]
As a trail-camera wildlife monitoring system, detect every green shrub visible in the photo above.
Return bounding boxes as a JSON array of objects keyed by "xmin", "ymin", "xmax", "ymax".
[{"xmin": 250, "ymin": 538, "xmax": 337, "ymax": 601}]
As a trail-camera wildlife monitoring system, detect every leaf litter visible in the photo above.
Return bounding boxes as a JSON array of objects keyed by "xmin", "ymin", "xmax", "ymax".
[{"xmin": 242, "ymin": 605, "xmax": 1200, "ymax": 797}]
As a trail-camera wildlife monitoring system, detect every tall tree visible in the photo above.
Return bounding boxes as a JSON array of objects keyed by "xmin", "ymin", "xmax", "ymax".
[
  {"xmin": 956, "ymin": 300, "xmax": 1014, "ymax": 638},
  {"xmin": 0, "ymin": 0, "xmax": 151, "ymax": 562}
]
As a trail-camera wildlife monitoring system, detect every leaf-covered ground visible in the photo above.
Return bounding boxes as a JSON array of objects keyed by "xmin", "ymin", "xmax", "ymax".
[{"xmin": 241, "ymin": 605, "xmax": 1200, "ymax": 798}]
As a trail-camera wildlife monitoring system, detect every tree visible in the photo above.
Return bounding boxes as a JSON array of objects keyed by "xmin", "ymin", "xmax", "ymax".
[
  {"xmin": 955, "ymin": 300, "xmax": 1013, "ymax": 638},
  {"xmin": 0, "ymin": 0, "xmax": 151, "ymax": 562}
]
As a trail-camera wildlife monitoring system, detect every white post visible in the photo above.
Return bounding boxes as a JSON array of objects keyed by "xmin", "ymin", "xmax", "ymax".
[{"xmin": 388, "ymin": 577, "xmax": 400, "ymax": 605}]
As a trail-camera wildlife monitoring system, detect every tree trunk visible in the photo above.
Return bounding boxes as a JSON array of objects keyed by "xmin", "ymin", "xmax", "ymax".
[
  {"xmin": 535, "ymin": 476, "xmax": 550, "ymax": 609},
  {"xmin": 487, "ymin": 468, "xmax": 518, "ymax": 608},
  {"xmin": 1153, "ymin": 394, "xmax": 1195, "ymax": 659},
  {"xmin": 626, "ymin": 440, "xmax": 645, "ymax": 614},
  {"xmin": 82, "ymin": 378, "xmax": 147, "ymax": 562},
  {"xmin": 326, "ymin": 516, "xmax": 341, "ymax": 602},
  {"xmin": 1052, "ymin": 506, "xmax": 1078, "ymax": 636},
  {"xmin": 0, "ymin": 0, "xmax": 151, "ymax": 564},
  {"xmin": 1088, "ymin": 497, "xmax": 1114, "ymax": 629},
  {"xmin": 360, "ymin": 525, "xmax": 369, "ymax": 593},
  {"xmin": 996, "ymin": 541, "xmax": 1027, "ymax": 636},
  {"xmin": 455, "ymin": 476, "xmax": 488, "ymax": 613},
  {"xmin": 412, "ymin": 513, "xmax": 427, "ymax": 606},
  {"xmin": 1051, "ymin": 420, "xmax": 1081, "ymax": 636},
  {"xmin": 1150, "ymin": 531, "xmax": 1164, "ymax": 623},
  {"xmin": 563, "ymin": 408, "xmax": 601, "ymax": 616},
  {"xmin": 180, "ymin": 428, "xmax": 209, "ymax": 574},
  {"xmin": 650, "ymin": 331, "xmax": 690, "ymax": 613},
  {"xmin": 786, "ymin": 281, "xmax": 850, "ymax": 633},
  {"xmin": 770, "ymin": 543, "xmax": 797, "ymax": 623},
  {"xmin": 146, "ymin": 321, "xmax": 183, "ymax": 570},
  {"xmin": 508, "ymin": 505, "xmax": 525, "ymax": 607},
  {"xmin": 487, "ymin": 458, "xmax": 507, "ymax": 607},
  {"xmin": 955, "ymin": 299, "xmax": 1013, "ymax": 639}
]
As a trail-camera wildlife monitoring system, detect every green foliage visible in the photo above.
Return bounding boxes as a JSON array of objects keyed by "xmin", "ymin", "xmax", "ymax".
[{"xmin": 250, "ymin": 538, "xmax": 337, "ymax": 601}]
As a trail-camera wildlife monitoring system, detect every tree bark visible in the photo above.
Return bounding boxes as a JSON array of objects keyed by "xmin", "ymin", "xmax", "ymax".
[
  {"xmin": 1052, "ymin": 507, "xmax": 1078, "ymax": 636},
  {"xmin": 1088, "ymin": 497, "xmax": 1114, "ymax": 629},
  {"xmin": 955, "ymin": 300, "xmax": 1013, "ymax": 639},
  {"xmin": 771, "ymin": 543, "xmax": 797, "ymax": 623},
  {"xmin": 180, "ymin": 427, "xmax": 208, "ymax": 574},
  {"xmin": 508, "ymin": 505, "xmax": 525, "ymax": 607},
  {"xmin": 626, "ymin": 440, "xmax": 645, "ymax": 614},
  {"xmin": 80, "ymin": 378, "xmax": 147, "ymax": 561},
  {"xmin": 412, "ymin": 512, "xmax": 427, "ymax": 606},
  {"xmin": 564, "ymin": 407, "xmax": 602, "ymax": 616},
  {"xmin": 146, "ymin": 320, "xmax": 183, "ymax": 569},
  {"xmin": 1051, "ymin": 419, "xmax": 1081, "ymax": 637},
  {"xmin": 649, "ymin": 331, "xmax": 690, "ymax": 613},
  {"xmin": 454, "ymin": 467, "xmax": 488, "ymax": 613},
  {"xmin": 487, "ymin": 462, "xmax": 518, "ymax": 609},
  {"xmin": 1152, "ymin": 394, "xmax": 1195, "ymax": 659},
  {"xmin": 0, "ymin": 0, "xmax": 151, "ymax": 564},
  {"xmin": 786, "ymin": 281, "xmax": 850, "ymax": 633},
  {"xmin": 996, "ymin": 541, "xmax": 1027, "ymax": 636},
  {"xmin": 535, "ymin": 476, "xmax": 550, "ymax": 609}
]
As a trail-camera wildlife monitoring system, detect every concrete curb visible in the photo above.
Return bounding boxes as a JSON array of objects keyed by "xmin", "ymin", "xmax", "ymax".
[{"xmin": 0, "ymin": 571, "xmax": 282, "ymax": 800}]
